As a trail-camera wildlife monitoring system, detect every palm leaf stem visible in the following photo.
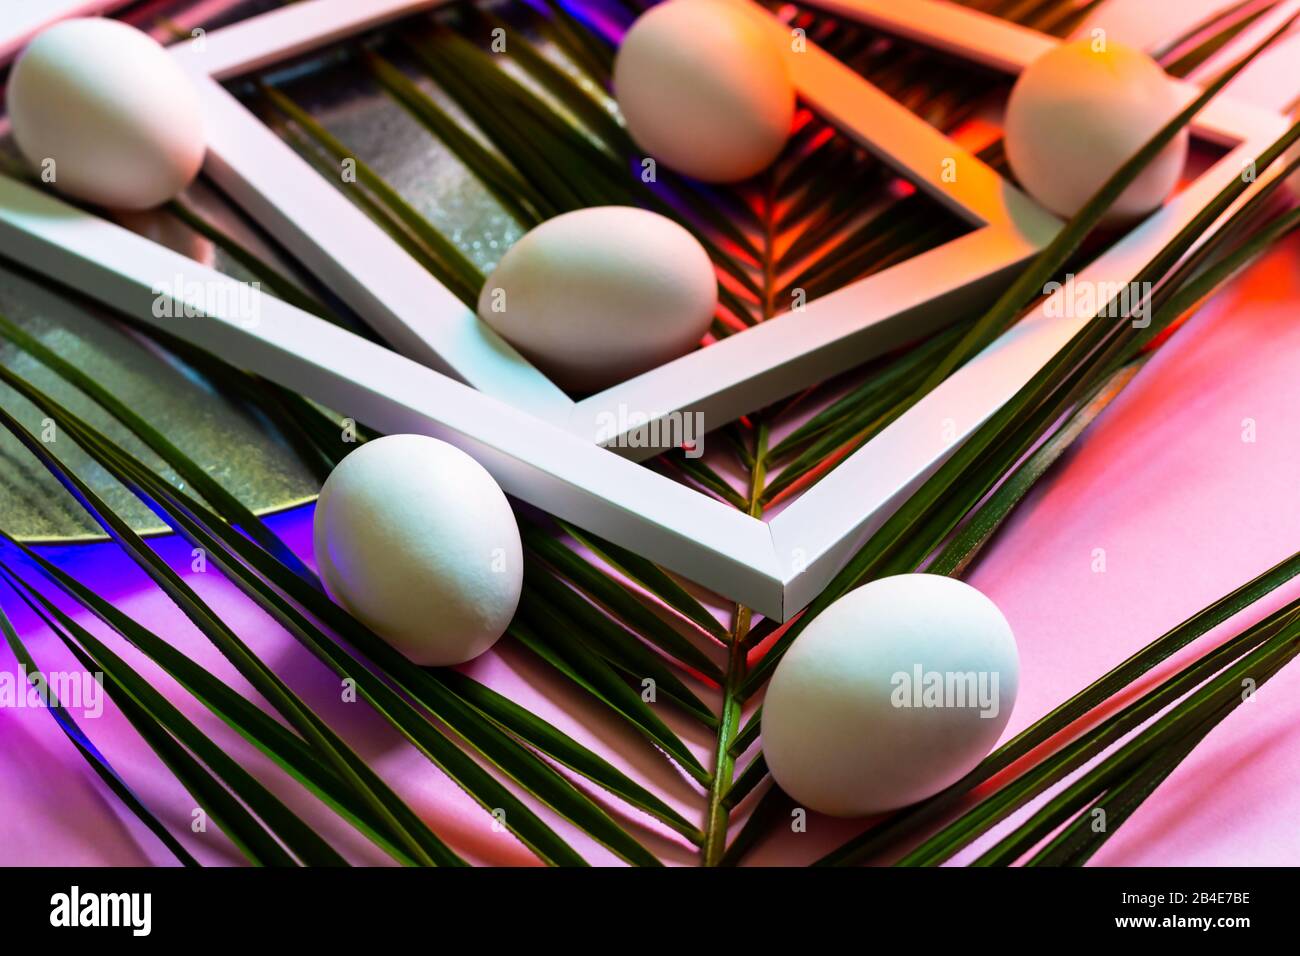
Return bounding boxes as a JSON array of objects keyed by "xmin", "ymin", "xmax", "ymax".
[
  {"xmin": 718, "ymin": 784, "xmax": 797, "ymax": 866},
  {"xmin": 701, "ymin": 420, "xmax": 768, "ymax": 865}
]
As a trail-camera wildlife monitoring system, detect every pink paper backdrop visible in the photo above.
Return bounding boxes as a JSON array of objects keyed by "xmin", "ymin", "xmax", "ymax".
[{"xmin": 3, "ymin": 0, "xmax": 1300, "ymax": 867}]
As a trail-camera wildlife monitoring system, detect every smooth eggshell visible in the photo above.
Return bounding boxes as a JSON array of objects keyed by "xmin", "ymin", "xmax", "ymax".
[
  {"xmin": 477, "ymin": 206, "xmax": 717, "ymax": 392},
  {"xmin": 1004, "ymin": 40, "xmax": 1187, "ymax": 222},
  {"xmin": 762, "ymin": 574, "xmax": 1019, "ymax": 817},
  {"xmin": 613, "ymin": 0, "xmax": 795, "ymax": 182},
  {"xmin": 7, "ymin": 18, "xmax": 205, "ymax": 210},
  {"xmin": 313, "ymin": 435, "xmax": 523, "ymax": 666}
]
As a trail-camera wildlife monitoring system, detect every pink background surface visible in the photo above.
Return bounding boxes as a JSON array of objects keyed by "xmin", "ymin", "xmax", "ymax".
[{"xmin": 3, "ymin": 0, "xmax": 1300, "ymax": 866}]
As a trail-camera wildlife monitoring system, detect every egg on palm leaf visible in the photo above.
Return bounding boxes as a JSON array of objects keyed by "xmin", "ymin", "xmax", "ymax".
[
  {"xmin": 762, "ymin": 574, "xmax": 1019, "ymax": 818},
  {"xmin": 313, "ymin": 435, "xmax": 523, "ymax": 667}
]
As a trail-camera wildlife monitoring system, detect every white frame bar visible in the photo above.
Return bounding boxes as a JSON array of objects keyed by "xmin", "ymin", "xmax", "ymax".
[{"xmin": 0, "ymin": 0, "xmax": 1290, "ymax": 620}]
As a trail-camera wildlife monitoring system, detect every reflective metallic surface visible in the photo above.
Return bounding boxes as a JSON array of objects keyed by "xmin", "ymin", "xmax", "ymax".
[{"xmin": 0, "ymin": 260, "xmax": 321, "ymax": 541}]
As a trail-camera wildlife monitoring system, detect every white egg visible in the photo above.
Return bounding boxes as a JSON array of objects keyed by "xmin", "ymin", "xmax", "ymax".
[
  {"xmin": 313, "ymin": 435, "xmax": 523, "ymax": 666},
  {"xmin": 613, "ymin": 0, "xmax": 795, "ymax": 182},
  {"xmin": 1004, "ymin": 40, "xmax": 1187, "ymax": 222},
  {"xmin": 761, "ymin": 574, "xmax": 1019, "ymax": 818},
  {"xmin": 6, "ymin": 18, "xmax": 205, "ymax": 210},
  {"xmin": 477, "ymin": 206, "xmax": 717, "ymax": 392}
]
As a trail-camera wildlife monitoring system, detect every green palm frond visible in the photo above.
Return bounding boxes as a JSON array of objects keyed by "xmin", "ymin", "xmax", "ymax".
[{"xmin": 3, "ymin": 0, "xmax": 1298, "ymax": 870}]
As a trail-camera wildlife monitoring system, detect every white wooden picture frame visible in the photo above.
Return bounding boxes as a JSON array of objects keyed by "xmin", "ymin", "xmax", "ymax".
[
  {"xmin": 0, "ymin": 0, "xmax": 1289, "ymax": 621},
  {"xmin": 165, "ymin": 0, "xmax": 1065, "ymax": 440}
]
